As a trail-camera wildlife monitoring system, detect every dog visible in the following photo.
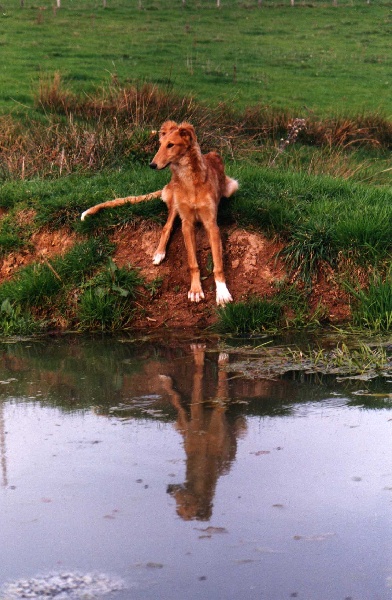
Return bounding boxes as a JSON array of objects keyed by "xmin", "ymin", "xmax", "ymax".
[{"xmin": 81, "ymin": 120, "xmax": 238, "ymax": 305}]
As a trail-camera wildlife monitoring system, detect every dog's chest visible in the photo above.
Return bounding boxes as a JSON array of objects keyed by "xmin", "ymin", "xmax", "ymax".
[{"xmin": 175, "ymin": 189, "xmax": 213, "ymax": 220}]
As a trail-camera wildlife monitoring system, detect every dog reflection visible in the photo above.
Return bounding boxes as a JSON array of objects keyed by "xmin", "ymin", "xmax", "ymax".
[{"xmin": 162, "ymin": 345, "xmax": 245, "ymax": 521}]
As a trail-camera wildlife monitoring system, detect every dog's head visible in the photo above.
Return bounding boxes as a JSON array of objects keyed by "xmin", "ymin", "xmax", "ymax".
[
  {"xmin": 158, "ymin": 120, "xmax": 178, "ymax": 141},
  {"xmin": 150, "ymin": 121, "xmax": 197, "ymax": 170}
]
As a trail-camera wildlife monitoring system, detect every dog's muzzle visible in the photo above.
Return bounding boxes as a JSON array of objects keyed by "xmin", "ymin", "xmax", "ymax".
[{"xmin": 149, "ymin": 162, "xmax": 157, "ymax": 169}]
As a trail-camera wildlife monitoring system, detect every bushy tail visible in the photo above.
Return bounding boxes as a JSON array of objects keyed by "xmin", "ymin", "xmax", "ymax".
[{"xmin": 81, "ymin": 190, "xmax": 162, "ymax": 221}]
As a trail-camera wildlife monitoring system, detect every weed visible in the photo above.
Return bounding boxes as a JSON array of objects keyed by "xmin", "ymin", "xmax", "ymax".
[
  {"xmin": 145, "ymin": 276, "xmax": 163, "ymax": 298},
  {"xmin": 77, "ymin": 259, "xmax": 143, "ymax": 331},
  {"xmin": 0, "ymin": 299, "xmax": 42, "ymax": 336},
  {"xmin": 270, "ymin": 118, "xmax": 306, "ymax": 166},
  {"xmin": 0, "ymin": 237, "xmax": 113, "ymax": 308},
  {"xmin": 216, "ymin": 296, "xmax": 282, "ymax": 334},
  {"xmin": 347, "ymin": 271, "xmax": 392, "ymax": 331},
  {"xmin": 278, "ymin": 225, "xmax": 337, "ymax": 287},
  {"xmin": 287, "ymin": 341, "xmax": 389, "ymax": 376}
]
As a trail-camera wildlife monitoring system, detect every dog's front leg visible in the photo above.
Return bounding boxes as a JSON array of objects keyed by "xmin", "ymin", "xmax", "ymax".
[
  {"xmin": 182, "ymin": 220, "xmax": 205, "ymax": 302},
  {"xmin": 153, "ymin": 197, "xmax": 177, "ymax": 265}
]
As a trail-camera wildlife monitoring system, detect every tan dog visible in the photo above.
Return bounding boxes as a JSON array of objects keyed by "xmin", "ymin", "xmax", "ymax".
[{"xmin": 81, "ymin": 120, "xmax": 238, "ymax": 305}]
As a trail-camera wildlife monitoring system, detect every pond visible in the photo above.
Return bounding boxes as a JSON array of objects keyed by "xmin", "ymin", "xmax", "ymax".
[{"xmin": 0, "ymin": 334, "xmax": 391, "ymax": 600}]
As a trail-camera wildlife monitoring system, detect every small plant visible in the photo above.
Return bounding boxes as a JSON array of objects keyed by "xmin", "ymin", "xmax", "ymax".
[
  {"xmin": 0, "ymin": 299, "xmax": 42, "ymax": 336},
  {"xmin": 270, "ymin": 118, "xmax": 306, "ymax": 166},
  {"xmin": 347, "ymin": 271, "xmax": 392, "ymax": 332},
  {"xmin": 77, "ymin": 259, "xmax": 143, "ymax": 331},
  {"xmin": 0, "ymin": 237, "xmax": 113, "ymax": 308},
  {"xmin": 279, "ymin": 225, "xmax": 337, "ymax": 288},
  {"xmin": 287, "ymin": 342, "xmax": 389, "ymax": 376},
  {"xmin": 216, "ymin": 297, "xmax": 282, "ymax": 335},
  {"xmin": 145, "ymin": 276, "xmax": 163, "ymax": 298}
]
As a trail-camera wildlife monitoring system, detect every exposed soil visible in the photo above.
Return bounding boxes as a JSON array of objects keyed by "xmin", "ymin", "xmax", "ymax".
[
  {"xmin": 0, "ymin": 219, "xmax": 351, "ymax": 330},
  {"xmin": 111, "ymin": 222, "xmax": 351, "ymax": 328},
  {"xmin": 0, "ymin": 228, "xmax": 79, "ymax": 281}
]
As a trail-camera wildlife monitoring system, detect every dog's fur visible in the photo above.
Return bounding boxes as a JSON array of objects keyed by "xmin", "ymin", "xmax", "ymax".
[{"xmin": 81, "ymin": 120, "xmax": 238, "ymax": 305}]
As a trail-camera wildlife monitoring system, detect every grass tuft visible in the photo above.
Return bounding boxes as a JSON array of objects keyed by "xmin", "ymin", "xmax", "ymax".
[
  {"xmin": 77, "ymin": 259, "xmax": 143, "ymax": 331},
  {"xmin": 0, "ymin": 237, "xmax": 113, "ymax": 308},
  {"xmin": 0, "ymin": 299, "xmax": 43, "ymax": 336},
  {"xmin": 278, "ymin": 225, "xmax": 337, "ymax": 287},
  {"xmin": 347, "ymin": 271, "xmax": 392, "ymax": 332},
  {"xmin": 216, "ymin": 297, "xmax": 282, "ymax": 335}
]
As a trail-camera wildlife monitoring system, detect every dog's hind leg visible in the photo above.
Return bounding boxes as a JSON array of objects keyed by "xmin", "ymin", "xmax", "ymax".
[{"xmin": 203, "ymin": 217, "xmax": 232, "ymax": 306}]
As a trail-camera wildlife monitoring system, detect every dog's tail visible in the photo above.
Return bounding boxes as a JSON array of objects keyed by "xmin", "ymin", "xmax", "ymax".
[{"xmin": 81, "ymin": 190, "xmax": 163, "ymax": 221}]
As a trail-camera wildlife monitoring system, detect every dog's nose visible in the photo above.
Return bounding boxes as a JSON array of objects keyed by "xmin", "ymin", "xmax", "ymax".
[{"xmin": 149, "ymin": 162, "xmax": 157, "ymax": 170}]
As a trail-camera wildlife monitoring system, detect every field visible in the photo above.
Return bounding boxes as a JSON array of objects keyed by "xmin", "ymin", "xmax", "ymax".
[
  {"xmin": 0, "ymin": 0, "xmax": 391, "ymax": 334},
  {"xmin": 1, "ymin": 0, "xmax": 392, "ymax": 115}
]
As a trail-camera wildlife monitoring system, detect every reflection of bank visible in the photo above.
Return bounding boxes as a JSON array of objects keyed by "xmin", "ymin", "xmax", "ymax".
[
  {"xmin": 163, "ymin": 345, "xmax": 246, "ymax": 521},
  {"xmin": 0, "ymin": 403, "xmax": 8, "ymax": 487}
]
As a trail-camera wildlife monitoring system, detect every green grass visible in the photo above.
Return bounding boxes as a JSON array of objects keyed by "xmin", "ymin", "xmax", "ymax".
[
  {"xmin": 229, "ymin": 166, "xmax": 392, "ymax": 263},
  {"xmin": 0, "ymin": 237, "xmax": 113, "ymax": 307},
  {"xmin": 0, "ymin": 1, "xmax": 391, "ymax": 116},
  {"xmin": 0, "ymin": 298, "xmax": 42, "ymax": 336},
  {"xmin": 77, "ymin": 258, "xmax": 143, "ymax": 331},
  {"xmin": 347, "ymin": 271, "xmax": 392, "ymax": 331},
  {"xmin": 0, "ymin": 0, "xmax": 391, "ymax": 333},
  {"xmin": 216, "ymin": 296, "xmax": 283, "ymax": 334}
]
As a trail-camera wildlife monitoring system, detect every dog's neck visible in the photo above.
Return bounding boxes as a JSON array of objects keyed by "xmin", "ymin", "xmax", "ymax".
[{"xmin": 171, "ymin": 143, "xmax": 207, "ymax": 184}]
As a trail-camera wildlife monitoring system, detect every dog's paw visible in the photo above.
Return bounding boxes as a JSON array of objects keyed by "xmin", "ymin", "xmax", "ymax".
[
  {"xmin": 152, "ymin": 252, "xmax": 165, "ymax": 265},
  {"xmin": 188, "ymin": 289, "xmax": 205, "ymax": 303},
  {"xmin": 218, "ymin": 352, "xmax": 229, "ymax": 364},
  {"xmin": 215, "ymin": 281, "xmax": 233, "ymax": 306}
]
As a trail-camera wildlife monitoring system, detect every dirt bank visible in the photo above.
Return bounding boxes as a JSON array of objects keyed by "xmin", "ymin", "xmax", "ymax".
[{"xmin": 0, "ymin": 219, "xmax": 351, "ymax": 329}]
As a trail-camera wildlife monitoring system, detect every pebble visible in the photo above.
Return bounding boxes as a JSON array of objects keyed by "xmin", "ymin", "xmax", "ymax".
[{"xmin": 1, "ymin": 571, "xmax": 125, "ymax": 599}]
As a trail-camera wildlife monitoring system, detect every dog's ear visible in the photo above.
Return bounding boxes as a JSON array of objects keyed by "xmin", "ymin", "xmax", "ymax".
[
  {"xmin": 178, "ymin": 123, "xmax": 196, "ymax": 145},
  {"xmin": 159, "ymin": 120, "xmax": 178, "ymax": 141}
]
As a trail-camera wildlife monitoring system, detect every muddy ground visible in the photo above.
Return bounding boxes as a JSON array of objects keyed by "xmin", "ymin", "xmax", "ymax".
[{"xmin": 0, "ymin": 219, "xmax": 351, "ymax": 329}]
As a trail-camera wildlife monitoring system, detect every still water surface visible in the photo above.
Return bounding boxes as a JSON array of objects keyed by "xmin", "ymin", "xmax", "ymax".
[{"xmin": 0, "ymin": 335, "xmax": 391, "ymax": 600}]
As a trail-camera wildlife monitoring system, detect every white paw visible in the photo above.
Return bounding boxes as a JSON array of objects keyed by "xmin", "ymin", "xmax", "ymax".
[
  {"xmin": 216, "ymin": 281, "xmax": 232, "ymax": 306},
  {"xmin": 218, "ymin": 352, "xmax": 229, "ymax": 364},
  {"xmin": 188, "ymin": 289, "xmax": 205, "ymax": 303},
  {"xmin": 152, "ymin": 252, "xmax": 165, "ymax": 265},
  {"xmin": 80, "ymin": 210, "xmax": 88, "ymax": 221}
]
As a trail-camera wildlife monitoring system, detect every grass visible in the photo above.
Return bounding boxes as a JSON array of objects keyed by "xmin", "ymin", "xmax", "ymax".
[
  {"xmin": 0, "ymin": 298, "xmax": 42, "ymax": 336},
  {"xmin": 219, "ymin": 338, "xmax": 392, "ymax": 380},
  {"xmin": 229, "ymin": 166, "xmax": 392, "ymax": 264},
  {"xmin": 286, "ymin": 342, "xmax": 390, "ymax": 377},
  {"xmin": 77, "ymin": 258, "xmax": 144, "ymax": 331},
  {"xmin": 0, "ymin": 237, "xmax": 113, "ymax": 333},
  {"xmin": 1, "ymin": 1, "xmax": 392, "ymax": 116},
  {"xmin": 216, "ymin": 296, "xmax": 283, "ymax": 334},
  {"xmin": 347, "ymin": 271, "xmax": 392, "ymax": 331},
  {"xmin": 0, "ymin": 0, "xmax": 391, "ymax": 334}
]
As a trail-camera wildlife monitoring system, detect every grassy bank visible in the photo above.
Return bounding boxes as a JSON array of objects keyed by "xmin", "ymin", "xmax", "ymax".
[
  {"xmin": 0, "ymin": 160, "xmax": 391, "ymax": 333},
  {"xmin": 0, "ymin": 1, "xmax": 391, "ymax": 334}
]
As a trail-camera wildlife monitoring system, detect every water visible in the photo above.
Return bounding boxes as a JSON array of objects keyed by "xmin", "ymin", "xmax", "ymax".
[{"xmin": 0, "ymin": 335, "xmax": 391, "ymax": 600}]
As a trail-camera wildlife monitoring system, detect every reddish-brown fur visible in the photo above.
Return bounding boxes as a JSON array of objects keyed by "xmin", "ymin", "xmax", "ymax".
[{"xmin": 81, "ymin": 120, "xmax": 238, "ymax": 305}]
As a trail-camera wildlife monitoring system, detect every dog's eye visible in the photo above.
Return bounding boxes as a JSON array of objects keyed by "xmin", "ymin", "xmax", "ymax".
[{"xmin": 167, "ymin": 142, "xmax": 174, "ymax": 149}]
